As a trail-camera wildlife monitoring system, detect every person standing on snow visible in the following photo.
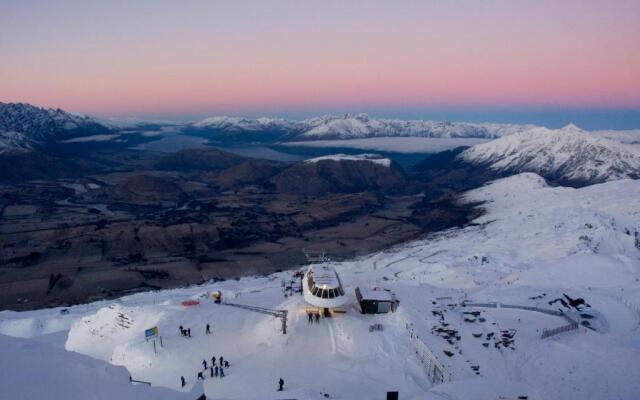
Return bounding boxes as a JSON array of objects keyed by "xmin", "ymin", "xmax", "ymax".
[
  {"xmin": 278, "ymin": 378, "xmax": 284, "ymax": 391},
  {"xmin": 220, "ymin": 367, "xmax": 225, "ymax": 377},
  {"xmin": 210, "ymin": 366, "xmax": 214, "ymax": 378},
  {"xmin": 202, "ymin": 360, "xmax": 207, "ymax": 370},
  {"xmin": 219, "ymin": 356, "xmax": 224, "ymax": 366},
  {"xmin": 214, "ymin": 366, "xmax": 219, "ymax": 377},
  {"xmin": 197, "ymin": 371, "xmax": 204, "ymax": 381},
  {"xmin": 211, "ymin": 356, "xmax": 216, "ymax": 366},
  {"xmin": 181, "ymin": 376, "xmax": 186, "ymax": 387},
  {"xmin": 206, "ymin": 323, "xmax": 211, "ymax": 335}
]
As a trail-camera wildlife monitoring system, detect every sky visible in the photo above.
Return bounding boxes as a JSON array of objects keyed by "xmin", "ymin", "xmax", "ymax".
[{"xmin": 1, "ymin": 0, "xmax": 640, "ymax": 128}]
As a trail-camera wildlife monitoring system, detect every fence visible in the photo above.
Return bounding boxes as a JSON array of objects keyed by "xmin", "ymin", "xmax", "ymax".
[
  {"xmin": 462, "ymin": 302, "xmax": 564, "ymax": 317},
  {"xmin": 616, "ymin": 296, "xmax": 640, "ymax": 331},
  {"xmin": 130, "ymin": 377, "xmax": 151, "ymax": 386},
  {"xmin": 406, "ymin": 323, "xmax": 451, "ymax": 385},
  {"xmin": 540, "ymin": 322, "xmax": 579, "ymax": 339},
  {"xmin": 462, "ymin": 301, "xmax": 581, "ymax": 339}
]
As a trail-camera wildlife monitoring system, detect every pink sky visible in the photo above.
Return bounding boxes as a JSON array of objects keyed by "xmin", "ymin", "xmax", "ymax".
[{"xmin": 1, "ymin": 0, "xmax": 639, "ymax": 117}]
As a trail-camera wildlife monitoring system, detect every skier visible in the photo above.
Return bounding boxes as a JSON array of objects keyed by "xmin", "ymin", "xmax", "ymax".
[
  {"xmin": 181, "ymin": 376, "xmax": 186, "ymax": 387},
  {"xmin": 187, "ymin": 328, "xmax": 191, "ymax": 338},
  {"xmin": 206, "ymin": 323, "xmax": 211, "ymax": 335},
  {"xmin": 211, "ymin": 356, "xmax": 216, "ymax": 366},
  {"xmin": 202, "ymin": 360, "xmax": 207, "ymax": 370},
  {"xmin": 224, "ymin": 360, "xmax": 229, "ymax": 368},
  {"xmin": 179, "ymin": 325, "xmax": 184, "ymax": 336},
  {"xmin": 308, "ymin": 312, "xmax": 313, "ymax": 324},
  {"xmin": 214, "ymin": 366, "xmax": 219, "ymax": 377},
  {"xmin": 278, "ymin": 377, "xmax": 284, "ymax": 391},
  {"xmin": 220, "ymin": 367, "xmax": 225, "ymax": 377},
  {"xmin": 210, "ymin": 366, "xmax": 214, "ymax": 378},
  {"xmin": 219, "ymin": 356, "xmax": 224, "ymax": 366},
  {"xmin": 197, "ymin": 371, "xmax": 204, "ymax": 381}
]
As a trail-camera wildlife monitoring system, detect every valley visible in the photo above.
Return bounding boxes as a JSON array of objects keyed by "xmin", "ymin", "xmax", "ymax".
[{"xmin": 0, "ymin": 146, "xmax": 476, "ymax": 311}]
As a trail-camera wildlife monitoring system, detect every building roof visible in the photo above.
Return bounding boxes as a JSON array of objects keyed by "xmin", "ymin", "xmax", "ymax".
[
  {"xmin": 358, "ymin": 287, "xmax": 393, "ymax": 301},
  {"xmin": 309, "ymin": 265, "xmax": 341, "ymax": 289}
]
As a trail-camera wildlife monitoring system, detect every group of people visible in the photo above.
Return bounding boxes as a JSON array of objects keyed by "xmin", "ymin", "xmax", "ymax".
[
  {"xmin": 179, "ymin": 325, "xmax": 191, "ymax": 338},
  {"xmin": 180, "ymin": 323, "xmax": 213, "ymax": 337},
  {"xmin": 307, "ymin": 311, "xmax": 321, "ymax": 324},
  {"xmin": 182, "ymin": 355, "xmax": 231, "ymax": 387}
]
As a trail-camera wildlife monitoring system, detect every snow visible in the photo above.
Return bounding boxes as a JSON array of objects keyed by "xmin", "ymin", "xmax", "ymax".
[
  {"xmin": 593, "ymin": 129, "xmax": 640, "ymax": 146},
  {"xmin": 1, "ymin": 173, "xmax": 639, "ymax": 399},
  {"xmin": 0, "ymin": 334, "xmax": 202, "ymax": 400},
  {"xmin": 282, "ymin": 137, "xmax": 490, "ymax": 154},
  {"xmin": 305, "ymin": 153, "xmax": 392, "ymax": 167},
  {"xmin": 357, "ymin": 288, "xmax": 393, "ymax": 301},
  {"xmin": 461, "ymin": 124, "xmax": 640, "ymax": 183}
]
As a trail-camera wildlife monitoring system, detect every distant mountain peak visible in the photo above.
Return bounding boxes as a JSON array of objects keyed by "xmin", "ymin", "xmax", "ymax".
[{"xmin": 561, "ymin": 122, "xmax": 584, "ymax": 132}]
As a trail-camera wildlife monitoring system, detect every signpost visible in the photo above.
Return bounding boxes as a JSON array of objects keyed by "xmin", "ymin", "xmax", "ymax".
[
  {"xmin": 145, "ymin": 326, "xmax": 159, "ymax": 340},
  {"xmin": 145, "ymin": 326, "xmax": 161, "ymax": 354}
]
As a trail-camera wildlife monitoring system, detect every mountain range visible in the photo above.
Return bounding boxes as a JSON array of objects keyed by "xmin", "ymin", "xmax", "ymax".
[
  {"xmin": 2, "ymin": 102, "xmax": 640, "ymax": 187},
  {"xmin": 191, "ymin": 113, "xmax": 536, "ymax": 141}
]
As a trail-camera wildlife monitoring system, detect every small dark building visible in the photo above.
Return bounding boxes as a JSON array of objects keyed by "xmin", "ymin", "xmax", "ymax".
[{"xmin": 355, "ymin": 287, "xmax": 395, "ymax": 314}]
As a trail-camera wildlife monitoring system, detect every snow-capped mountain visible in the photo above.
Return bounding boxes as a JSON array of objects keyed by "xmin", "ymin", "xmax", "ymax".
[
  {"xmin": 193, "ymin": 116, "xmax": 301, "ymax": 133},
  {"xmin": 460, "ymin": 124, "xmax": 640, "ymax": 185},
  {"xmin": 299, "ymin": 113, "xmax": 534, "ymax": 140},
  {"xmin": 191, "ymin": 113, "xmax": 535, "ymax": 141},
  {"xmin": 0, "ymin": 102, "xmax": 111, "ymax": 153}
]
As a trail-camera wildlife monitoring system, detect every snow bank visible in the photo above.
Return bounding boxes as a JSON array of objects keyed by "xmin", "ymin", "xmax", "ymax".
[{"xmin": 0, "ymin": 334, "xmax": 197, "ymax": 400}]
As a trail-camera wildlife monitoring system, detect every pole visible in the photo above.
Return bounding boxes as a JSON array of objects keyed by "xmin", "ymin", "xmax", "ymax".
[
  {"xmin": 160, "ymin": 336, "xmax": 163, "ymax": 348},
  {"xmin": 281, "ymin": 311, "xmax": 288, "ymax": 335},
  {"xmin": 153, "ymin": 339, "xmax": 157, "ymax": 354}
]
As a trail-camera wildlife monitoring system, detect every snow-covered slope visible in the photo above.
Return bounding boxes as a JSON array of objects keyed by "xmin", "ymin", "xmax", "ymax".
[
  {"xmin": 593, "ymin": 128, "xmax": 640, "ymax": 146},
  {"xmin": 0, "ymin": 334, "xmax": 202, "ymax": 400},
  {"xmin": 460, "ymin": 124, "xmax": 640, "ymax": 185},
  {"xmin": 0, "ymin": 102, "xmax": 111, "ymax": 153},
  {"xmin": 0, "ymin": 174, "xmax": 639, "ymax": 400}
]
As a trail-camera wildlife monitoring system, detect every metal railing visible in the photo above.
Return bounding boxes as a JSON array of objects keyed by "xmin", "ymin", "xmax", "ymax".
[
  {"xmin": 540, "ymin": 322, "xmax": 579, "ymax": 339},
  {"xmin": 406, "ymin": 323, "xmax": 451, "ymax": 385}
]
